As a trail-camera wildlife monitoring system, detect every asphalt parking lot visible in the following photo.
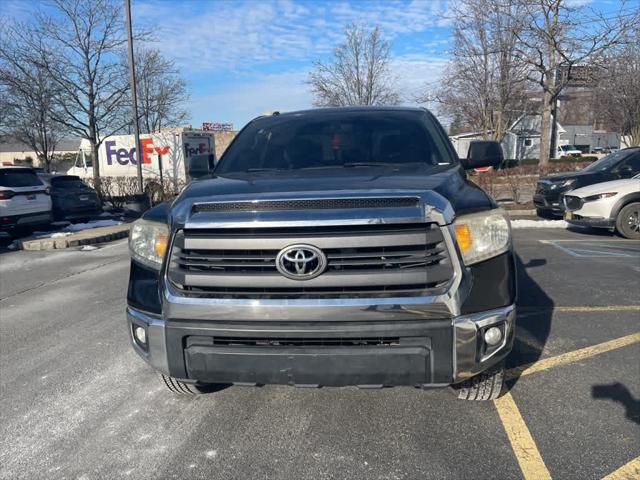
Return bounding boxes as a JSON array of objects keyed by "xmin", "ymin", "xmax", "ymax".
[{"xmin": 0, "ymin": 227, "xmax": 638, "ymax": 480}]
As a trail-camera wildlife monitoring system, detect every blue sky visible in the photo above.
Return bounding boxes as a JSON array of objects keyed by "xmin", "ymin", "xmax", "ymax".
[
  {"xmin": 3, "ymin": 0, "xmax": 636, "ymax": 130},
  {"xmin": 133, "ymin": 0, "xmax": 453, "ymax": 129}
]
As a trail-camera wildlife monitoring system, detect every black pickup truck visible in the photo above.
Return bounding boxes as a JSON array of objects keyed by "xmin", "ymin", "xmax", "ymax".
[{"xmin": 126, "ymin": 107, "xmax": 516, "ymax": 401}]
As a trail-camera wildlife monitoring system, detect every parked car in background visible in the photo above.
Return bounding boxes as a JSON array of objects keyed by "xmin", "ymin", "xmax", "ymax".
[
  {"xmin": 0, "ymin": 166, "xmax": 52, "ymax": 235},
  {"xmin": 557, "ymin": 144, "xmax": 582, "ymax": 157},
  {"xmin": 39, "ymin": 174, "xmax": 102, "ymax": 222},
  {"xmin": 563, "ymin": 174, "xmax": 640, "ymax": 239},
  {"xmin": 534, "ymin": 147, "xmax": 640, "ymax": 218}
]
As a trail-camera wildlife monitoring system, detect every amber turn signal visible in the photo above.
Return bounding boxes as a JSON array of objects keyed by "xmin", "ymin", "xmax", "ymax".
[
  {"xmin": 454, "ymin": 223, "xmax": 472, "ymax": 253},
  {"xmin": 154, "ymin": 232, "xmax": 168, "ymax": 259}
]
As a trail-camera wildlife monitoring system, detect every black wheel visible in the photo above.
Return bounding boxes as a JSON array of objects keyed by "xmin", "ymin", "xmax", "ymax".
[
  {"xmin": 451, "ymin": 360, "xmax": 505, "ymax": 401},
  {"xmin": 159, "ymin": 373, "xmax": 225, "ymax": 395},
  {"xmin": 616, "ymin": 202, "xmax": 640, "ymax": 239}
]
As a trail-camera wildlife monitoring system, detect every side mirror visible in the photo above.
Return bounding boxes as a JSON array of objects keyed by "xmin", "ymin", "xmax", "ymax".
[
  {"xmin": 186, "ymin": 153, "xmax": 215, "ymax": 181},
  {"xmin": 462, "ymin": 141, "xmax": 504, "ymax": 170}
]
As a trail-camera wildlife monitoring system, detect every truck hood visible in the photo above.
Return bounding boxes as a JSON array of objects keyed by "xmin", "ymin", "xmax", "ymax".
[
  {"xmin": 568, "ymin": 178, "xmax": 640, "ymax": 197},
  {"xmin": 169, "ymin": 165, "xmax": 494, "ymax": 228}
]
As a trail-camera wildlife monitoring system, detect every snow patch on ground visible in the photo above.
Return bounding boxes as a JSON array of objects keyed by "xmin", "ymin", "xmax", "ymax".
[
  {"xmin": 64, "ymin": 220, "xmax": 122, "ymax": 232},
  {"xmin": 33, "ymin": 219, "xmax": 123, "ymax": 239},
  {"xmin": 511, "ymin": 219, "xmax": 569, "ymax": 229},
  {"xmin": 80, "ymin": 245, "xmax": 98, "ymax": 251}
]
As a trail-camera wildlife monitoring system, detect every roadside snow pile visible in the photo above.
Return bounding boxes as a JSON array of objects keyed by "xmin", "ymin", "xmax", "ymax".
[
  {"xmin": 511, "ymin": 219, "xmax": 569, "ymax": 229},
  {"xmin": 80, "ymin": 245, "xmax": 98, "ymax": 251},
  {"xmin": 64, "ymin": 219, "xmax": 122, "ymax": 232},
  {"xmin": 51, "ymin": 232, "xmax": 72, "ymax": 238}
]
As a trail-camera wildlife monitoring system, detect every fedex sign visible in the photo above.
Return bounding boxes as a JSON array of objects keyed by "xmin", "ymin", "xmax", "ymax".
[
  {"xmin": 184, "ymin": 142, "xmax": 211, "ymax": 158},
  {"xmin": 105, "ymin": 138, "xmax": 170, "ymax": 165}
]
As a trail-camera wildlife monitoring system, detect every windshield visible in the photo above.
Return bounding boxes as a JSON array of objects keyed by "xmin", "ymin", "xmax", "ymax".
[
  {"xmin": 216, "ymin": 110, "xmax": 454, "ymax": 174},
  {"xmin": 51, "ymin": 176, "xmax": 88, "ymax": 188},
  {"xmin": 582, "ymin": 150, "xmax": 629, "ymax": 172},
  {"xmin": 0, "ymin": 169, "xmax": 43, "ymax": 188}
]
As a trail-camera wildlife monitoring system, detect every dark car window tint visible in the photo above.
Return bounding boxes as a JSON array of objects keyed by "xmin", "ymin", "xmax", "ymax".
[
  {"xmin": 620, "ymin": 153, "xmax": 640, "ymax": 173},
  {"xmin": 0, "ymin": 170, "xmax": 44, "ymax": 187},
  {"xmin": 583, "ymin": 150, "xmax": 635, "ymax": 172},
  {"xmin": 216, "ymin": 111, "xmax": 453, "ymax": 174},
  {"xmin": 51, "ymin": 176, "xmax": 88, "ymax": 188}
]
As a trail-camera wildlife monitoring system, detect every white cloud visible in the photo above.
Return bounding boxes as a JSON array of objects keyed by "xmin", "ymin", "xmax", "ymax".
[
  {"xmin": 134, "ymin": 0, "xmax": 450, "ymax": 74},
  {"xmin": 188, "ymin": 52, "xmax": 448, "ymax": 128}
]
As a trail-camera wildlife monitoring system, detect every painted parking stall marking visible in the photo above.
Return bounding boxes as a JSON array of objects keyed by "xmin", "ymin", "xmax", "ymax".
[
  {"xmin": 539, "ymin": 239, "xmax": 640, "ymax": 258},
  {"xmin": 506, "ymin": 332, "xmax": 640, "ymax": 380},
  {"xmin": 494, "ymin": 392, "xmax": 552, "ymax": 480}
]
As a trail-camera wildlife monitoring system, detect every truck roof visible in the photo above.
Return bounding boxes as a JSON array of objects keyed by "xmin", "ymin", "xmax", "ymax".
[{"xmin": 257, "ymin": 106, "xmax": 430, "ymax": 120}]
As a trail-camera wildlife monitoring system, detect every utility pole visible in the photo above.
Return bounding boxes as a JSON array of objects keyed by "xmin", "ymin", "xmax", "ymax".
[
  {"xmin": 125, "ymin": 0, "xmax": 143, "ymax": 193},
  {"xmin": 549, "ymin": 68, "xmax": 559, "ymax": 160}
]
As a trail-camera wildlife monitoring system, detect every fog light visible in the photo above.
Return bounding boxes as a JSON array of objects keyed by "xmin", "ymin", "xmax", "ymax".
[
  {"xmin": 134, "ymin": 326, "xmax": 147, "ymax": 345},
  {"xmin": 484, "ymin": 327, "xmax": 503, "ymax": 346}
]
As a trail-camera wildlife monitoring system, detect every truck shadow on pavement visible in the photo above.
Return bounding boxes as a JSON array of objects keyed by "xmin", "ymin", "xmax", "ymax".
[
  {"xmin": 592, "ymin": 383, "xmax": 640, "ymax": 425},
  {"xmin": 504, "ymin": 255, "xmax": 553, "ymax": 391}
]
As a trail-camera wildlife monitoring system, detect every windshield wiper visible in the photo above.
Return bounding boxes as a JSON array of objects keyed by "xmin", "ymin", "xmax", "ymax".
[
  {"xmin": 245, "ymin": 168, "xmax": 282, "ymax": 172},
  {"xmin": 342, "ymin": 162, "xmax": 398, "ymax": 167}
]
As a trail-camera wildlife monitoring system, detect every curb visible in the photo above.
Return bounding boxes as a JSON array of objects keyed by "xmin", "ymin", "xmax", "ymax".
[
  {"xmin": 19, "ymin": 224, "xmax": 130, "ymax": 251},
  {"xmin": 505, "ymin": 209, "xmax": 537, "ymax": 217}
]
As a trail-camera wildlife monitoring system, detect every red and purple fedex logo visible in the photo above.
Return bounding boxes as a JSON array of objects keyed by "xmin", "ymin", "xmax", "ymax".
[{"xmin": 105, "ymin": 138, "xmax": 170, "ymax": 165}]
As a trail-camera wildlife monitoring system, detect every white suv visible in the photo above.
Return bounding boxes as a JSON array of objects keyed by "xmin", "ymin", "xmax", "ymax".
[
  {"xmin": 563, "ymin": 175, "xmax": 640, "ymax": 239},
  {"xmin": 0, "ymin": 166, "xmax": 53, "ymax": 235}
]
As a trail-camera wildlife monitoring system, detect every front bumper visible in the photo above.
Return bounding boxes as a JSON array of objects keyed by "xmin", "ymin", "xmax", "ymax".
[
  {"xmin": 564, "ymin": 213, "xmax": 615, "ymax": 229},
  {"xmin": 533, "ymin": 192, "xmax": 565, "ymax": 214},
  {"xmin": 127, "ymin": 303, "xmax": 515, "ymax": 387}
]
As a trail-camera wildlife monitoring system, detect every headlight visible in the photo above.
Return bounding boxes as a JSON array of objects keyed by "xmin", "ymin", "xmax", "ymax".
[
  {"xmin": 453, "ymin": 209, "xmax": 511, "ymax": 265},
  {"xmin": 550, "ymin": 179, "xmax": 576, "ymax": 190},
  {"xmin": 129, "ymin": 219, "xmax": 169, "ymax": 269},
  {"xmin": 584, "ymin": 192, "xmax": 617, "ymax": 202}
]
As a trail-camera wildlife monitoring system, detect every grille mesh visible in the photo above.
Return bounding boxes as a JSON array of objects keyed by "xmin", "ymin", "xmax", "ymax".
[{"xmin": 192, "ymin": 197, "xmax": 420, "ymax": 213}]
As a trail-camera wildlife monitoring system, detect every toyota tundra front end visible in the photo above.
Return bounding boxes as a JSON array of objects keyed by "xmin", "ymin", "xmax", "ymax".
[{"xmin": 126, "ymin": 107, "xmax": 516, "ymax": 401}]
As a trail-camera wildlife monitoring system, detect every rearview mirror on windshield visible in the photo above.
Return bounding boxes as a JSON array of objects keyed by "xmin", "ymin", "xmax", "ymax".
[{"xmin": 462, "ymin": 141, "xmax": 504, "ymax": 170}]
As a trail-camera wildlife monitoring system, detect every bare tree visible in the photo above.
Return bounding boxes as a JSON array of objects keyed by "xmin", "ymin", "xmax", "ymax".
[
  {"xmin": 308, "ymin": 23, "xmax": 400, "ymax": 107},
  {"xmin": 594, "ymin": 27, "xmax": 640, "ymax": 147},
  {"xmin": 0, "ymin": 24, "xmax": 65, "ymax": 172},
  {"xmin": 134, "ymin": 48, "xmax": 189, "ymax": 133},
  {"xmin": 427, "ymin": 0, "xmax": 530, "ymax": 141},
  {"xmin": 513, "ymin": 0, "xmax": 639, "ymax": 168},
  {"xmin": 32, "ymin": 0, "xmax": 137, "ymax": 180}
]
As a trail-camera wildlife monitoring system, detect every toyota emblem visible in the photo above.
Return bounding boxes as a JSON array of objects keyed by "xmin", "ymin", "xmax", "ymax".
[{"xmin": 276, "ymin": 244, "xmax": 327, "ymax": 280}]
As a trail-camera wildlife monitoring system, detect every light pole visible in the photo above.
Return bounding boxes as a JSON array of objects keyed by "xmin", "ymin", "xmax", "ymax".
[{"xmin": 125, "ymin": 0, "xmax": 144, "ymax": 194}]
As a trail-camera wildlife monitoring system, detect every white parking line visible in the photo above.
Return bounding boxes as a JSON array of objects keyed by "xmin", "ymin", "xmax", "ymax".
[{"xmin": 539, "ymin": 239, "xmax": 640, "ymax": 258}]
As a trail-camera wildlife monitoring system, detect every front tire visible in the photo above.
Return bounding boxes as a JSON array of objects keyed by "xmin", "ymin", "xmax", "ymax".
[
  {"xmin": 452, "ymin": 360, "xmax": 505, "ymax": 401},
  {"xmin": 615, "ymin": 202, "xmax": 640, "ymax": 239},
  {"xmin": 159, "ymin": 374, "xmax": 222, "ymax": 395}
]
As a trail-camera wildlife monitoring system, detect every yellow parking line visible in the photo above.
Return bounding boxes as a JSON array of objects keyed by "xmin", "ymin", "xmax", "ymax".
[
  {"xmin": 494, "ymin": 392, "xmax": 552, "ymax": 480},
  {"xmin": 507, "ymin": 332, "xmax": 640, "ymax": 380},
  {"xmin": 602, "ymin": 455, "xmax": 640, "ymax": 480}
]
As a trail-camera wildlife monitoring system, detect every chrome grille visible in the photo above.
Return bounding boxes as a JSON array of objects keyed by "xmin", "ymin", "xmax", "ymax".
[{"xmin": 168, "ymin": 223, "xmax": 454, "ymax": 299}]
